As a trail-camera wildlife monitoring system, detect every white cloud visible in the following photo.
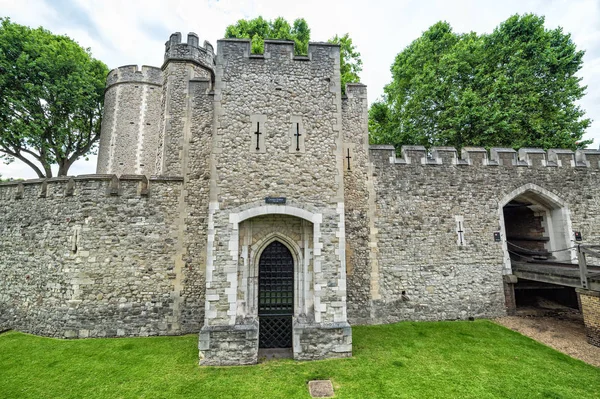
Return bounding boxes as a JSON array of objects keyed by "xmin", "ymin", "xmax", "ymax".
[{"xmin": 2, "ymin": 0, "xmax": 599, "ymax": 178}]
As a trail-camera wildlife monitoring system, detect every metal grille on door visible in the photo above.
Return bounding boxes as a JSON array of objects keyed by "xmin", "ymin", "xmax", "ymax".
[{"xmin": 258, "ymin": 241, "xmax": 294, "ymax": 348}]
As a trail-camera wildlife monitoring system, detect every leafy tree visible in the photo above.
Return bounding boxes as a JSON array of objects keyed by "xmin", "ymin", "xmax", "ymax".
[
  {"xmin": 328, "ymin": 33, "xmax": 363, "ymax": 95},
  {"xmin": 370, "ymin": 15, "xmax": 592, "ymax": 150},
  {"xmin": 0, "ymin": 18, "xmax": 109, "ymax": 177},
  {"xmin": 224, "ymin": 17, "xmax": 362, "ymax": 93},
  {"xmin": 225, "ymin": 16, "xmax": 311, "ymax": 55}
]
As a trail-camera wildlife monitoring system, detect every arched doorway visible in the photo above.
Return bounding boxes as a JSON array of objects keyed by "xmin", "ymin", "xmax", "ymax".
[
  {"xmin": 258, "ymin": 240, "xmax": 294, "ymax": 348},
  {"xmin": 500, "ymin": 186, "xmax": 574, "ymax": 266},
  {"xmin": 499, "ymin": 185, "xmax": 577, "ymax": 314}
]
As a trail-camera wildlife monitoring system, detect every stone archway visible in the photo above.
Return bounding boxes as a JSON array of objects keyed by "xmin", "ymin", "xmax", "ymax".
[
  {"xmin": 237, "ymin": 214, "xmax": 313, "ymax": 320},
  {"xmin": 499, "ymin": 183, "xmax": 576, "ymax": 273}
]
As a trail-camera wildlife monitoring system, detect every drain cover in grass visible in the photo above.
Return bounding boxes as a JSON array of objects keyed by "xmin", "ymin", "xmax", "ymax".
[{"xmin": 308, "ymin": 380, "xmax": 334, "ymax": 398}]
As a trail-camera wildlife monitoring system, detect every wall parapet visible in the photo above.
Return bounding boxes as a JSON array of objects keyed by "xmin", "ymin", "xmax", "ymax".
[
  {"xmin": 217, "ymin": 38, "xmax": 340, "ymax": 62},
  {"xmin": 369, "ymin": 145, "xmax": 600, "ymax": 169},
  {"xmin": 0, "ymin": 174, "xmax": 184, "ymax": 200},
  {"xmin": 105, "ymin": 65, "xmax": 162, "ymax": 89}
]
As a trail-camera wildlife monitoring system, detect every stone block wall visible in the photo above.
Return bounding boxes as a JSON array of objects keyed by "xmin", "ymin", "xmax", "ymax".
[
  {"xmin": 199, "ymin": 38, "xmax": 352, "ymax": 364},
  {"xmin": 577, "ymin": 289, "xmax": 600, "ymax": 347},
  {"xmin": 0, "ymin": 176, "xmax": 193, "ymax": 338},
  {"xmin": 367, "ymin": 146, "xmax": 600, "ymax": 323},
  {"xmin": 199, "ymin": 323, "xmax": 259, "ymax": 366},
  {"xmin": 176, "ymin": 78, "xmax": 214, "ymax": 332},
  {"xmin": 293, "ymin": 322, "xmax": 352, "ymax": 360}
]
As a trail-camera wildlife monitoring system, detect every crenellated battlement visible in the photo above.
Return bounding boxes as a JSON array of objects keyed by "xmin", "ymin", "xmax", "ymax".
[
  {"xmin": 217, "ymin": 38, "xmax": 340, "ymax": 62},
  {"xmin": 164, "ymin": 32, "xmax": 215, "ymax": 74},
  {"xmin": 0, "ymin": 174, "xmax": 184, "ymax": 201},
  {"xmin": 105, "ymin": 65, "xmax": 162, "ymax": 89},
  {"xmin": 370, "ymin": 145, "xmax": 600, "ymax": 169}
]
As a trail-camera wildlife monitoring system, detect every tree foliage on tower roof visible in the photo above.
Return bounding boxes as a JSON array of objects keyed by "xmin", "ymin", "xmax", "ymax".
[
  {"xmin": 224, "ymin": 17, "xmax": 362, "ymax": 95},
  {"xmin": 225, "ymin": 16, "xmax": 311, "ymax": 55}
]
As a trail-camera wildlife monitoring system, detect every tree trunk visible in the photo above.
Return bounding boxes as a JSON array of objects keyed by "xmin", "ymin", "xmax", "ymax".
[{"xmin": 57, "ymin": 158, "xmax": 75, "ymax": 176}]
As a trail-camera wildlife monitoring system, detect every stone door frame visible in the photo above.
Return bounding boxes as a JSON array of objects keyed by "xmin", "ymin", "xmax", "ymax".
[{"xmin": 229, "ymin": 204, "xmax": 323, "ymax": 320}]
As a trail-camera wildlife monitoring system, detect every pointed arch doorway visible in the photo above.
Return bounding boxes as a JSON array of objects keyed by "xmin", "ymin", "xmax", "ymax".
[{"xmin": 258, "ymin": 240, "xmax": 294, "ymax": 348}]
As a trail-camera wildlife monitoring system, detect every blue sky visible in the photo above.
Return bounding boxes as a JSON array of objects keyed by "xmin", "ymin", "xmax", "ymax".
[{"xmin": 1, "ymin": 0, "xmax": 599, "ymax": 178}]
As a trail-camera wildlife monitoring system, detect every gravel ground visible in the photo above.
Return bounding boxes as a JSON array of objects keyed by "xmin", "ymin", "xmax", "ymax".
[{"xmin": 494, "ymin": 298, "xmax": 600, "ymax": 368}]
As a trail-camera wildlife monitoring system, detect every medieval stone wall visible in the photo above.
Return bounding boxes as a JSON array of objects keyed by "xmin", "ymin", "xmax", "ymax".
[
  {"xmin": 176, "ymin": 77, "xmax": 214, "ymax": 333},
  {"xmin": 0, "ymin": 176, "xmax": 188, "ymax": 338},
  {"xmin": 368, "ymin": 146, "xmax": 600, "ymax": 324},
  {"xmin": 4, "ymin": 28, "xmax": 600, "ymax": 361}
]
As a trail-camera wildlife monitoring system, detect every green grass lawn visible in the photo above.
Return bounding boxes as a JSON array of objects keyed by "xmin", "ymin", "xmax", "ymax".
[{"xmin": 1, "ymin": 320, "xmax": 598, "ymax": 398}]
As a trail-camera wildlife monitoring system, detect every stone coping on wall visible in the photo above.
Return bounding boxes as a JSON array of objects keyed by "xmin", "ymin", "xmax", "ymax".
[
  {"xmin": 369, "ymin": 145, "xmax": 600, "ymax": 169},
  {"xmin": 0, "ymin": 174, "xmax": 184, "ymax": 199}
]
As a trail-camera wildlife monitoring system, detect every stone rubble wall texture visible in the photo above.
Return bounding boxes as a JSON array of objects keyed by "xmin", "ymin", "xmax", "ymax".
[
  {"xmin": 0, "ymin": 177, "xmax": 186, "ymax": 338},
  {"xmin": 368, "ymin": 146, "xmax": 600, "ymax": 324},
  {"xmin": 176, "ymin": 77, "xmax": 213, "ymax": 333},
  {"xmin": 96, "ymin": 65, "xmax": 163, "ymax": 176},
  {"xmin": 156, "ymin": 33, "xmax": 215, "ymax": 175}
]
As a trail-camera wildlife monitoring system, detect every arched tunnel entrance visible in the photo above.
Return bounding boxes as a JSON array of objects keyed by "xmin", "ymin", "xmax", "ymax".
[
  {"xmin": 500, "ymin": 185, "xmax": 578, "ymax": 314},
  {"xmin": 500, "ymin": 186, "xmax": 585, "ymax": 339},
  {"xmin": 502, "ymin": 190, "xmax": 573, "ymax": 264}
]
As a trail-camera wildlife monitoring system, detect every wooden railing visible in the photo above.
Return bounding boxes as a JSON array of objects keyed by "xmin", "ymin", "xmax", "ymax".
[{"xmin": 578, "ymin": 245, "xmax": 600, "ymax": 290}]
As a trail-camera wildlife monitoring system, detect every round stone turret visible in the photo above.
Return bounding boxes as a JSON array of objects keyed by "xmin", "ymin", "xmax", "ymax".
[{"xmin": 97, "ymin": 65, "xmax": 163, "ymax": 176}]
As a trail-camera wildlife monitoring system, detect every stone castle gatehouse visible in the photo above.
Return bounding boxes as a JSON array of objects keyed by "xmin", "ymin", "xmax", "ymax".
[{"xmin": 1, "ymin": 32, "xmax": 599, "ymax": 365}]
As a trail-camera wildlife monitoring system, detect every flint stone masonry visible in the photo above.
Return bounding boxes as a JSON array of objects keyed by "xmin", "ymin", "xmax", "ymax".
[
  {"xmin": 0, "ymin": 176, "xmax": 195, "ymax": 338},
  {"xmin": 2, "ymin": 29, "xmax": 600, "ymax": 366}
]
